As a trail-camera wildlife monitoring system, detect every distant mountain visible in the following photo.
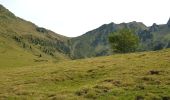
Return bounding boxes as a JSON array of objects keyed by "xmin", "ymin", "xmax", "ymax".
[
  {"xmin": 69, "ymin": 22, "xmax": 147, "ymax": 58},
  {"xmin": 70, "ymin": 19, "xmax": 170, "ymax": 59},
  {"xmin": 139, "ymin": 19, "xmax": 170, "ymax": 51}
]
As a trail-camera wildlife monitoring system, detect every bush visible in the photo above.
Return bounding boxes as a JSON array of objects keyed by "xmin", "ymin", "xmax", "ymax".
[{"xmin": 109, "ymin": 29, "xmax": 139, "ymax": 53}]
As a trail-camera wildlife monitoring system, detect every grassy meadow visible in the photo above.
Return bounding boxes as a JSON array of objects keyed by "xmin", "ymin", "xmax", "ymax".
[{"xmin": 0, "ymin": 49, "xmax": 170, "ymax": 100}]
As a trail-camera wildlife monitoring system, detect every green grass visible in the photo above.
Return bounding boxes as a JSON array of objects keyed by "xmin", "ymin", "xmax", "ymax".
[
  {"xmin": 0, "ymin": 28, "xmax": 70, "ymax": 66},
  {"xmin": 0, "ymin": 5, "xmax": 70, "ymax": 65},
  {"xmin": 0, "ymin": 35, "xmax": 65, "ymax": 68},
  {"xmin": 0, "ymin": 49, "xmax": 170, "ymax": 100}
]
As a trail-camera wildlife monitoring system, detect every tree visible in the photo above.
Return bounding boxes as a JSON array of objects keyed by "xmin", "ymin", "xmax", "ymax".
[{"xmin": 109, "ymin": 29, "xmax": 139, "ymax": 53}]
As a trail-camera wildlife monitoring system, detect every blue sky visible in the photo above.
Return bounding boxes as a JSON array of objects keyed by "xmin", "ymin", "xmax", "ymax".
[{"xmin": 0, "ymin": 0, "xmax": 170, "ymax": 37}]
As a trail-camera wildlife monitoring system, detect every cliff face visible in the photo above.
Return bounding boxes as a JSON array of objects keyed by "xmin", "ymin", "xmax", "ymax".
[{"xmin": 167, "ymin": 18, "xmax": 170, "ymax": 27}]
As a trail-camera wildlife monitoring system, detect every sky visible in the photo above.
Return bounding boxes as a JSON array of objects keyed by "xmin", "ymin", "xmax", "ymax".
[{"xmin": 0, "ymin": 0, "xmax": 170, "ymax": 37}]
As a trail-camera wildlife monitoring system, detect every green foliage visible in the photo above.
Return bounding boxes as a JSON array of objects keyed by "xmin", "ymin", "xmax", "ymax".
[{"xmin": 109, "ymin": 29, "xmax": 139, "ymax": 53}]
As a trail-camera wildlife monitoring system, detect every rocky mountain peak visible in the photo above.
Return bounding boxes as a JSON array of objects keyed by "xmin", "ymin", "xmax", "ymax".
[
  {"xmin": 167, "ymin": 18, "xmax": 170, "ymax": 27},
  {"xmin": 149, "ymin": 23, "xmax": 159, "ymax": 32}
]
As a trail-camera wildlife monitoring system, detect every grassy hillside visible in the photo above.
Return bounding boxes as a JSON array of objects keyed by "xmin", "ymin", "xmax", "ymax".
[
  {"xmin": 0, "ymin": 35, "xmax": 69, "ymax": 68},
  {"xmin": 0, "ymin": 4, "xmax": 70, "ymax": 66},
  {"xmin": 0, "ymin": 49, "xmax": 170, "ymax": 100}
]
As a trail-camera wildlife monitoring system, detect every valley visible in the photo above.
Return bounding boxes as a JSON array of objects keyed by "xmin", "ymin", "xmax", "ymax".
[{"xmin": 0, "ymin": 4, "xmax": 170, "ymax": 100}]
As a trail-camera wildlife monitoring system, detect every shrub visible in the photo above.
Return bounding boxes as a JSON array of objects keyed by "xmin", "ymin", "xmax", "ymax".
[{"xmin": 109, "ymin": 29, "xmax": 139, "ymax": 53}]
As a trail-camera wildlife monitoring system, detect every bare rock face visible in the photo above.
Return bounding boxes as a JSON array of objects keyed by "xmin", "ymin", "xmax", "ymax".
[
  {"xmin": 36, "ymin": 27, "xmax": 48, "ymax": 33},
  {"xmin": 149, "ymin": 23, "xmax": 159, "ymax": 32},
  {"xmin": 167, "ymin": 18, "xmax": 170, "ymax": 27}
]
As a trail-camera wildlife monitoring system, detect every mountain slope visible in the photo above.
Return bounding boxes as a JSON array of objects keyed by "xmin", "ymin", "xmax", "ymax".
[
  {"xmin": 70, "ymin": 20, "xmax": 170, "ymax": 59},
  {"xmin": 0, "ymin": 48, "xmax": 170, "ymax": 99},
  {"xmin": 138, "ymin": 20, "xmax": 170, "ymax": 51},
  {"xmin": 70, "ymin": 22, "xmax": 148, "ymax": 59},
  {"xmin": 0, "ymin": 4, "xmax": 70, "ymax": 67}
]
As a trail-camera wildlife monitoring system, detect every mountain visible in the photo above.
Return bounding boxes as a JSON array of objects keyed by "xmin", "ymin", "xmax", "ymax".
[
  {"xmin": 0, "ymin": 4, "xmax": 70, "ymax": 67},
  {"xmin": 0, "ymin": 4, "xmax": 170, "ymax": 60},
  {"xmin": 70, "ymin": 22, "xmax": 147, "ymax": 58},
  {"xmin": 138, "ymin": 19, "xmax": 170, "ymax": 51},
  {"xmin": 167, "ymin": 18, "xmax": 170, "ymax": 27},
  {"xmin": 70, "ymin": 20, "xmax": 170, "ymax": 59}
]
